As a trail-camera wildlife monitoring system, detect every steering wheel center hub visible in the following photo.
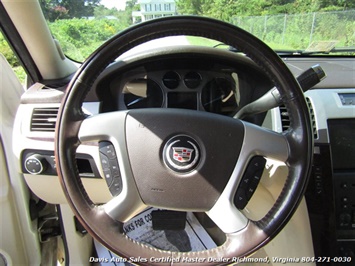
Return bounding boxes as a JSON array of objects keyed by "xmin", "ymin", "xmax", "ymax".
[{"xmin": 163, "ymin": 135, "xmax": 200, "ymax": 173}]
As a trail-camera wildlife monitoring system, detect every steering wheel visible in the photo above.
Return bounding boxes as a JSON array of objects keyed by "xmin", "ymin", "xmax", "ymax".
[{"xmin": 55, "ymin": 16, "xmax": 312, "ymax": 264}]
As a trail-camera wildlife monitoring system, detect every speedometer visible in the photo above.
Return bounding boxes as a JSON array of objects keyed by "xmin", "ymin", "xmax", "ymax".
[{"xmin": 123, "ymin": 78, "xmax": 163, "ymax": 109}]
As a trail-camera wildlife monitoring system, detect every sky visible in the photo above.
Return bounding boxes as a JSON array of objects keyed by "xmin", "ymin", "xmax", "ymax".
[{"xmin": 100, "ymin": 0, "xmax": 127, "ymax": 11}]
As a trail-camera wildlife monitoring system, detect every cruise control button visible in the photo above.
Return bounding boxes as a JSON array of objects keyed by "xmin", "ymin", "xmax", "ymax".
[
  {"xmin": 109, "ymin": 178, "xmax": 122, "ymax": 196},
  {"xmin": 99, "ymin": 142, "xmax": 117, "ymax": 160},
  {"xmin": 110, "ymin": 160, "xmax": 120, "ymax": 176},
  {"xmin": 246, "ymin": 185, "xmax": 257, "ymax": 200},
  {"xmin": 234, "ymin": 188, "xmax": 248, "ymax": 209},
  {"xmin": 240, "ymin": 176, "xmax": 252, "ymax": 188},
  {"xmin": 99, "ymin": 141, "xmax": 122, "ymax": 196},
  {"xmin": 103, "ymin": 169, "xmax": 113, "ymax": 186},
  {"xmin": 250, "ymin": 156, "xmax": 266, "ymax": 169},
  {"xmin": 251, "ymin": 169, "xmax": 263, "ymax": 183},
  {"xmin": 234, "ymin": 156, "xmax": 266, "ymax": 209},
  {"xmin": 100, "ymin": 154, "xmax": 110, "ymax": 170}
]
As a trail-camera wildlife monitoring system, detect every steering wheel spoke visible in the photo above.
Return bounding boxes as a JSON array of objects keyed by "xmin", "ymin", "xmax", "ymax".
[
  {"xmin": 207, "ymin": 196, "xmax": 249, "ymax": 234},
  {"xmin": 241, "ymin": 121, "xmax": 289, "ymax": 162},
  {"xmin": 78, "ymin": 111, "xmax": 128, "ymax": 143},
  {"xmin": 103, "ymin": 188, "xmax": 146, "ymax": 223},
  {"xmin": 207, "ymin": 122, "xmax": 288, "ymax": 233}
]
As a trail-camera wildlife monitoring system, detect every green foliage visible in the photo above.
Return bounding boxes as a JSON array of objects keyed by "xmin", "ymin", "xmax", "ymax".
[
  {"xmin": 176, "ymin": 0, "xmax": 204, "ymax": 15},
  {"xmin": 234, "ymin": 10, "xmax": 355, "ymax": 51},
  {"xmin": 48, "ymin": 18, "xmax": 125, "ymax": 61},
  {"xmin": 0, "ymin": 32, "xmax": 26, "ymax": 84},
  {"xmin": 13, "ymin": 66, "xmax": 27, "ymax": 85},
  {"xmin": 177, "ymin": 0, "xmax": 355, "ymax": 18},
  {"xmin": 186, "ymin": 36, "xmax": 222, "ymax": 47},
  {"xmin": 94, "ymin": 5, "xmax": 119, "ymax": 18},
  {"xmin": 1, "ymin": 0, "xmax": 355, "ymax": 83},
  {"xmin": 0, "ymin": 32, "xmax": 20, "ymax": 67},
  {"xmin": 124, "ymin": 0, "xmax": 139, "ymax": 25}
]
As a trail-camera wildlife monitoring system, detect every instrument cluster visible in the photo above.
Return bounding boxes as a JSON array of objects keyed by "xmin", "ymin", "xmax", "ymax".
[{"xmin": 119, "ymin": 69, "xmax": 240, "ymax": 116}]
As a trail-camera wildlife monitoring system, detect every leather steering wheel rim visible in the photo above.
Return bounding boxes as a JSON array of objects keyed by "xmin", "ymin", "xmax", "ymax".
[{"xmin": 55, "ymin": 16, "xmax": 313, "ymax": 265}]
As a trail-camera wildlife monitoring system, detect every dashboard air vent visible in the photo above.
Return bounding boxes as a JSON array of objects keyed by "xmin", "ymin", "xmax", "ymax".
[
  {"xmin": 306, "ymin": 97, "xmax": 318, "ymax": 139},
  {"xmin": 30, "ymin": 107, "xmax": 59, "ymax": 132},
  {"xmin": 279, "ymin": 99, "xmax": 318, "ymax": 139},
  {"xmin": 279, "ymin": 104, "xmax": 290, "ymax": 132}
]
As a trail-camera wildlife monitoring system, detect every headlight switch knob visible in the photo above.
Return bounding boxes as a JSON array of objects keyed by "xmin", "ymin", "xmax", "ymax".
[{"xmin": 24, "ymin": 154, "xmax": 47, "ymax": 175}]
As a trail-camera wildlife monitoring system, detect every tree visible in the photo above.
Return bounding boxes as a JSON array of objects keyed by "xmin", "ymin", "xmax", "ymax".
[
  {"xmin": 94, "ymin": 5, "xmax": 119, "ymax": 19},
  {"xmin": 40, "ymin": 0, "xmax": 101, "ymax": 21},
  {"xmin": 175, "ymin": 0, "xmax": 354, "ymax": 20},
  {"xmin": 61, "ymin": 0, "xmax": 101, "ymax": 18},
  {"xmin": 40, "ymin": 0, "xmax": 69, "ymax": 21},
  {"xmin": 122, "ymin": 0, "xmax": 138, "ymax": 25},
  {"xmin": 176, "ymin": 0, "xmax": 204, "ymax": 15}
]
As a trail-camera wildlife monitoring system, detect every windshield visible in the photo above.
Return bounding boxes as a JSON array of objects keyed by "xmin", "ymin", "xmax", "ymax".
[{"xmin": 41, "ymin": 0, "xmax": 355, "ymax": 62}]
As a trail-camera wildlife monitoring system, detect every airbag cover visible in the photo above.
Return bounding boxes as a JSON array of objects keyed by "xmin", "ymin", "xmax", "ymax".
[{"xmin": 125, "ymin": 108, "xmax": 244, "ymax": 210}]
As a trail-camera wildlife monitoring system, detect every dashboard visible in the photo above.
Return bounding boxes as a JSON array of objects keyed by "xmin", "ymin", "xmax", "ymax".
[{"xmin": 13, "ymin": 45, "xmax": 355, "ymax": 261}]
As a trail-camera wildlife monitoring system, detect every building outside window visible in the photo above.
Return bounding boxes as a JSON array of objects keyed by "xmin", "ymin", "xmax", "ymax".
[
  {"xmin": 132, "ymin": 0, "xmax": 176, "ymax": 23},
  {"xmin": 164, "ymin": 4, "xmax": 171, "ymax": 11}
]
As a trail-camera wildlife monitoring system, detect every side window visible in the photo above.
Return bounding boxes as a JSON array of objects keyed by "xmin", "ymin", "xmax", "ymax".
[{"xmin": 0, "ymin": 31, "xmax": 26, "ymax": 85}]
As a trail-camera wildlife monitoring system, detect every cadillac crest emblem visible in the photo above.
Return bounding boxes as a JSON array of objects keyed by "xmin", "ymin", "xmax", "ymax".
[
  {"xmin": 172, "ymin": 147, "xmax": 194, "ymax": 163},
  {"xmin": 163, "ymin": 135, "xmax": 200, "ymax": 173}
]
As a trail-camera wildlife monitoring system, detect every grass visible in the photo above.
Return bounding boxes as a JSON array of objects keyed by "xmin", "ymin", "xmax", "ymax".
[{"xmin": 186, "ymin": 36, "xmax": 226, "ymax": 48}]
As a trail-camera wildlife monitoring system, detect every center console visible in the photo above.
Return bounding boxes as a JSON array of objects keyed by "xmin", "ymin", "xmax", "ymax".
[
  {"xmin": 328, "ymin": 119, "xmax": 355, "ymax": 258},
  {"xmin": 302, "ymin": 90, "xmax": 355, "ymax": 263}
]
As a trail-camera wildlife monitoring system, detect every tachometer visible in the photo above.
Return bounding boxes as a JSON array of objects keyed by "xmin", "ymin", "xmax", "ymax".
[{"xmin": 201, "ymin": 77, "xmax": 238, "ymax": 115}]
